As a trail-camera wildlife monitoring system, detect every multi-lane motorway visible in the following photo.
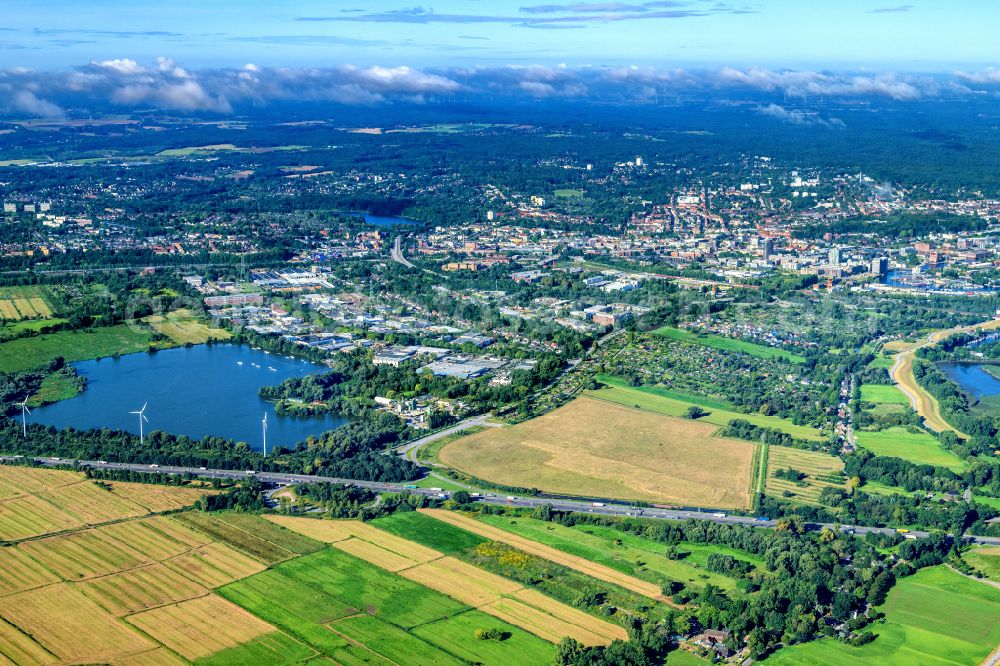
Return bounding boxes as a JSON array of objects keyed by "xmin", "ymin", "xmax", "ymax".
[{"xmin": 8, "ymin": 455, "xmax": 1000, "ymax": 546}]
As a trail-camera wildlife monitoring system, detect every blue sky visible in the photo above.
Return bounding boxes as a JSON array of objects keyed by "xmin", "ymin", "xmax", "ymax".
[{"xmin": 2, "ymin": 1, "xmax": 997, "ymax": 71}]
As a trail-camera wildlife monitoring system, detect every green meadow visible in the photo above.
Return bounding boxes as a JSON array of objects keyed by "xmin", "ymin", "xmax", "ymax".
[
  {"xmin": 854, "ymin": 427, "xmax": 966, "ymax": 472},
  {"xmin": 652, "ymin": 326, "xmax": 806, "ymax": 363},
  {"xmin": 589, "ymin": 378, "xmax": 825, "ymax": 441},
  {"xmin": 766, "ymin": 566, "xmax": 1000, "ymax": 665}
]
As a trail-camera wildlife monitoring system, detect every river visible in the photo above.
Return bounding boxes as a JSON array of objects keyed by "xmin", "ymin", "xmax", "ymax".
[{"xmin": 30, "ymin": 345, "xmax": 349, "ymax": 451}]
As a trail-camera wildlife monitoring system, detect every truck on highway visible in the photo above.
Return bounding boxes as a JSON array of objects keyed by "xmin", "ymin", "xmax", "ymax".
[
  {"xmin": 592, "ymin": 502, "xmax": 605, "ymax": 507},
  {"xmin": 712, "ymin": 512, "xmax": 726, "ymax": 518}
]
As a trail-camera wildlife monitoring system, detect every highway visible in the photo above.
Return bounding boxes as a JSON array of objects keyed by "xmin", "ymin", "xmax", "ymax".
[
  {"xmin": 390, "ymin": 235, "xmax": 414, "ymax": 268},
  {"xmin": 7, "ymin": 455, "xmax": 1000, "ymax": 546}
]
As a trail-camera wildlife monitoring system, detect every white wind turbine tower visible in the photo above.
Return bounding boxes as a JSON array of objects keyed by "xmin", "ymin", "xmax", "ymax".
[
  {"xmin": 262, "ymin": 412, "xmax": 268, "ymax": 456},
  {"xmin": 130, "ymin": 402, "xmax": 149, "ymax": 444},
  {"xmin": 18, "ymin": 399, "xmax": 30, "ymax": 438}
]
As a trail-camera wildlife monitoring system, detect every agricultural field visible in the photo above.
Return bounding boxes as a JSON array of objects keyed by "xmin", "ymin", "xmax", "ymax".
[
  {"xmin": 764, "ymin": 446, "xmax": 846, "ymax": 506},
  {"xmin": 766, "ymin": 566, "xmax": 1000, "ymax": 666},
  {"xmin": 419, "ymin": 509, "xmax": 665, "ymax": 600},
  {"xmin": 0, "ymin": 286, "xmax": 55, "ymax": 321},
  {"xmin": 142, "ymin": 308, "xmax": 232, "ymax": 345},
  {"xmin": 268, "ymin": 516, "xmax": 628, "ymax": 647},
  {"xmin": 589, "ymin": 377, "xmax": 825, "ymax": 441},
  {"xmin": 439, "ymin": 395, "xmax": 757, "ymax": 507},
  {"xmin": 652, "ymin": 326, "xmax": 806, "ymax": 363},
  {"xmin": 855, "ymin": 426, "xmax": 966, "ymax": 472},
  {"xmin": 221, "ymin": 547, "xmax": 557, "ymax": 664},
  {"xmin": 0, "ymin": 466, "xmax": 210, "ymax": 542},
  {"xmin": 436, "ymin": 511, "xmax": 754, "ymax": 595}
]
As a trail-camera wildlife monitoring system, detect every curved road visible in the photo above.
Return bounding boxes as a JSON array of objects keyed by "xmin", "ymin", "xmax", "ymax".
[
  {"xmin": 7, "ymin": 455, "xmax": 1000, "ymax": 546},
  {"xmin": 889, "ymin": 318, "xmax": 1000, "ymax": 435}
]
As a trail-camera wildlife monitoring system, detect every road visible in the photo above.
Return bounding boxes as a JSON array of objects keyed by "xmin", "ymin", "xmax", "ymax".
[
  {"xmin": 8, "ymin": 455, "xmax": 1000, "ymax": 546},
  {"xmin": 396, "ymin": 415, "xmax": 501, "ymax": 463},
  {"xmin": 390, "ymin": 235, "xmax": 414, "ymax": 268}
]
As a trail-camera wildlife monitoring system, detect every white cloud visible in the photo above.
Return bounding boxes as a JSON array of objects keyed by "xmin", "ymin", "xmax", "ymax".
[{"xmin": 10, "ymin": 90, "xmax": 65, "ymax": 118}]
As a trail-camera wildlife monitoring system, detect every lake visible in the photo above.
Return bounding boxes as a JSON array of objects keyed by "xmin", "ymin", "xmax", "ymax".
[
  {"xmin": 938, "ymin": 362, "xmax": 1000, "ymax": 401},
  {"xmin": 363, "ymin": 213, "xmax": 418, "ymax": 227},
  {"xmin": 31, "ymin": 345, "xmax": 349, "ymax": 451}
]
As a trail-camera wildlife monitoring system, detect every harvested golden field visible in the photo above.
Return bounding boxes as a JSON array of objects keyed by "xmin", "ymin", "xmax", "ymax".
[
  {"xmin": 481, "ymin": 595, "xmax": 624, "ymax": 647},
  {"xmin": 145, "ymin": 515, "xmax": 213, "ymax": 548},
  {"xmin": 44, "ymin": 481, "xmax": 147, "ymax": 524},
  {"xmin": 399, "ymin": 556, "xmax": 523, "ymax": 606},
  {"xmin": 333, "ymin": 537, "xmax": 427, "ymax": 572},
  {"xmin": 439, "ymin": 396, "xmax": 756, "ymax": 507},
  {"xmin": 0, "ymin": 584, "xmax": 154, "ymax": 662},
  {"xmin": 420, "ymin": 509, "xmax": 663, "ymax": 600},
  {"xmin": 98, "ymin": 519, "xmax": 198, "ymax": 561},
  {"xmin": 109, "ymin": 647, "xmax": 186, "ymax": 666},
  {"xmin": 513, "ymin": 588, "xmax": 628, "ymax": 642},
  {"xmin": 0, "ymin": 547, "xmax": 60, "ymax": 596},
  {"xmin": 106, "ymin": 482, "xmax": 210, "ymax": 513},
  {"xmin": 765, "ymin": 446, "xmax": 846, "ymax": 506},
  {"xmin": 336, "ymin": 521, "xmax": 624, "ymax": 647},
  {"xmin": 81, "ymin": 563, "xmax": 208, "ymax": 615},
  {"xmin": 163, "ymin": 542, "xmax": 266, "ymax": 588},
  {"xmin": 0, "ymin": 612, "xmax": 56, "ymax": 665},
  {"xmin": 0, "ymin": 494, "xmax": 83, "ymax": 542},
  {"xmin": 18, "ymin": 529, "xmax": 150, "ymax": 580},
  {"xmin": 126, "ymin": 595, "xmax": 277, "ymax": 660},
  {"xmin": 0, "ymin": 467, "xmax": 80, "ymax": 494},
  {"xmin": 263, "ymin": 514, "xmax": 357, "ymax": 542}
]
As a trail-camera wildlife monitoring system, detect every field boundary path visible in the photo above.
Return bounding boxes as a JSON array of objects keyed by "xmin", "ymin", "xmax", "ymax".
[{"xmin": 889, "ymin": 318, "xmax": 1000, "ymax": 436}]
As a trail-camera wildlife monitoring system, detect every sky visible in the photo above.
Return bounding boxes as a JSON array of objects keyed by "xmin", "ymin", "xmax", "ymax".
[
  {"xmin": 1, "ymin": 1, "xmax": 999, "ymax": 118},
  {"xmin": 1, "ymin": 1, "xmax": 998, "ymax": 71}
]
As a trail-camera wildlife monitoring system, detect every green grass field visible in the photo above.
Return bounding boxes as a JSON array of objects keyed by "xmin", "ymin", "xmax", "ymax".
[
  {"xmin": 869, "ymin": 355, "xmax": 897, "ymax": 370},
  {"xmin": 330, "ymin": 615, "xmax": 464, "ymax": 666},
  {"xmin": 0, "ymin": 325, "xmax": 154, "ymax": 372},
  {"xmin": 372, "ymin": 512, "xmax": 488, "ymax": 554},
  {"xmin": 27, "ymin": 372, "xmax": 82, "ymax": 406},
  {"xmin": 765, "ymin": 566, "xmax": 1000, "ymax": 665},
  {"xmin": 965, "ymin": 547, "xmax": 1000, "ymax": 583},
  {"xmin": 588, "ymin": 379, "xmax": 824, "ymax": 441},
  {"xmin": 855, "ymin": 427, "xmax": 966, "ymax": 472},
  {"xmin": 417, "ymin": 426, "xmax": 486, "ymax": 463},
  {"xmin": 861, "ymin": 384, "xmax": 910, "ymax": 405},
  {"xmin": 475, "ymin": 513, "xmax": 754, "ymax": 595},
  {"xmin": 411, "ymin": 610, "xmax": 556, "ymax": 665},
  {"xmin": 220, "ymin": 546, "xmax": 554, "ymax": 665},
  {"xmin": 199, "ymin": 631, "xmax": 315, "ymax": 666},
  {"xmin": 652, "ymin": 326, "xmax": 806, "ymax": 363},
  {"xmin": 554, "ymin": 188, "xmax": 584, "ymax": 198}
]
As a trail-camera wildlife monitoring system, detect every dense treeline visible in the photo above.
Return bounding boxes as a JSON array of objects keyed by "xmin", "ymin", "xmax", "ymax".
[
  {"xmin": 0, "ymin": 410, "xmax": 419, "ymax": 482},
  {"xmin": 722, "ymin": 419, "xmax": 834, "ymax": 452},
  {"xmin": 506, "ymin": 505, "xmax": 953, "ymax": 660}
]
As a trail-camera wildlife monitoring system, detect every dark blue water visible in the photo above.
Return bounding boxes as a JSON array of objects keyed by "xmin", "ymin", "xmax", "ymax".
[
  {"xmin": 30, "ymin": 345, "xmax": 348, "ymax": 450},
  {"xmin": 938, "ymin": 362, "xmax": 1000, "ymax": 401},
  {"xmin": 362, "ymin": 213, "xmax": 417, "ymax": 227}
]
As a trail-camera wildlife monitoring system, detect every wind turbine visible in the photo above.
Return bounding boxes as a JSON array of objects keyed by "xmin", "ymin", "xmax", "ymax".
[
  {"xmin": 130, "ymin": 402, "xmax": 148, "ymax": 444},
  {"xmin": 18, "ymin": 399, "xmax": 30, "ymax": 438},
  {"xmin": 262, "ymin": 412, "xmax": 268, "ymax": 456}
]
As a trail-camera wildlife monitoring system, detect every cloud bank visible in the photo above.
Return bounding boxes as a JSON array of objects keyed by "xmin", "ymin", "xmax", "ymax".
[{"xmin": 0, "ymin": 59, "xmax": 993, "ymax": 118}]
